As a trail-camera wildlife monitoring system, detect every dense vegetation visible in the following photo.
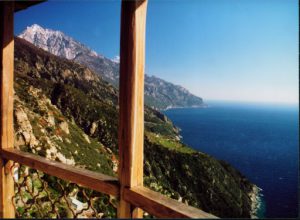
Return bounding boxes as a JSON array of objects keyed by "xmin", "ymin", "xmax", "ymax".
[{"xmin": 13, "ymin": 37, "xmax": 256, "ymax": 218}]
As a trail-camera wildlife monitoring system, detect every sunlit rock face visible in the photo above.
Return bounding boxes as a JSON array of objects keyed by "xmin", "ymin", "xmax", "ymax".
[{"xmin": 19, "ymin": 24, "xmax": 98, "ymax": 60}]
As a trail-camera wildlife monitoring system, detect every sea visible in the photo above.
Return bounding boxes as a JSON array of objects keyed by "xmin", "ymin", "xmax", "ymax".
[{"xmin": 163, "ymin": 100, "xmax": 299, "ymax": 218}]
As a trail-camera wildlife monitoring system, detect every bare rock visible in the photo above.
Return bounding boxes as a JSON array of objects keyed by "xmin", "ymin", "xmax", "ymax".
[
  {"xmin": 65, "ymin": 138, "xmax": 71, "ymax": 143},
  {"xmin": 83, "ymin": 68, "xmax": 95, "ymax": 81},
  {"xmin": 82, "ymin": 133, "xmax": 91, "ymax": 143},
  {"xmin": 57, "ymin": 152, "xmax": 75, "ymax": 166},
  {"xmin": 62, "ymin": 69, "xmax": 72, "ymax": 79},
  {"xmin": 14, "ymin": 106, "xmax": 38, "ymax": 147},
  {"xmin": 47, "ymin": 114, "xmax": 56, "ymax": 127},
  {"xmin": 59, "ymin": 121, "xmax": 69, "ymax": 134},
  {"xmin": 89, "ymin": 122, "xmax": 98, "ymax": 135}
]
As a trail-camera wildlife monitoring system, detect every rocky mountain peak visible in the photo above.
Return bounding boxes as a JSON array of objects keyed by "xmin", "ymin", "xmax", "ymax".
[
  {"xmin": 111, "ymin": 55, "xmax": 120, "ymax": 64},
  {"xmin": 19, "ymin": 24, "xmax": 99, "ymax": 60}
]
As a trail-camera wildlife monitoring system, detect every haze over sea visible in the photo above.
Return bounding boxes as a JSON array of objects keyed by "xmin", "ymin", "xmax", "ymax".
[{"xmin": 164, "ymin": 101, "xmax": 298, "ymax": 218}]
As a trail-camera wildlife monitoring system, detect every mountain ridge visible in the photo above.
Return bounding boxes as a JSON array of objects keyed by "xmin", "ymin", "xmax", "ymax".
[{"xmin": 19, "ymin": 24, "xmax": 204, "ymax": 110}]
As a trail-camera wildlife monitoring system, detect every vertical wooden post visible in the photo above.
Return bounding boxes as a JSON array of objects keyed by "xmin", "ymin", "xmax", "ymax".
[
  {"xmin": 118, "ymin": 0, "xmax": 147, "ymax": 218},
  {"xmin": 0, "ymin": 1, "xmax": 15, "ymax": 218}
]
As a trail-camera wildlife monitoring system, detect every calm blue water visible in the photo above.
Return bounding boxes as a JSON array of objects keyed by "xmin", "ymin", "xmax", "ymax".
[{"xmin": 164, "ymin": 101, "xmax": 299, "ymax": 218}]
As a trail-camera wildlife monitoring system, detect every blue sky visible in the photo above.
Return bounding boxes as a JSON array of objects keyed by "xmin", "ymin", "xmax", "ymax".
[{"xmin": 15, "ymin": 0, "xmax": 298, "ymax": 104}]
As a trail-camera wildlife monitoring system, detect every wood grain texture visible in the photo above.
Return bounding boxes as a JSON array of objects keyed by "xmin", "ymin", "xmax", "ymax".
[
  {"xmin": 124, "ymin": 186, "xmax": 219, "ymax": 219},
  {"xmin": 0, "ymin": 148, "xmax": 120, "ymax": 197},
  {"xmin": 0, "ymin": 1, "xmax": 15, "ymax": 217},
  {"xmin": 118, "ymin": 0, "xmax": 148, "ymax": 218}
]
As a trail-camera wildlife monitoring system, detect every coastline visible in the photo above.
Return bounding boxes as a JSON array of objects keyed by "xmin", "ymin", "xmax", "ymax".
[
  {"xmin": 163, "ymin": 105, "xmax": 298, "ymax": 217},
  {"xmin": 249, "ymin": 185, "xmax": 265, "ymax": 218},
  {"xmin": 164, "ymin": 106, "xmax": 266, "ymax": 218},
  {"xmin": 163, "ymin": 104, "xmax": 209, "ymax": 111}
]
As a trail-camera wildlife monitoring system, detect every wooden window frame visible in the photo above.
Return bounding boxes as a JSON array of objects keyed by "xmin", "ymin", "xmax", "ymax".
[{"xmin": 0, "ymin": 0, "xmax": 217, "ymax": 218}]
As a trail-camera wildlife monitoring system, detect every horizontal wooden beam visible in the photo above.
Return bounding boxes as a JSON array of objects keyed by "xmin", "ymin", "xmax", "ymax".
[
  {"xmin": 14, "ymin": 1, "xmax": 45, "ymax": 13},
  {"xmin": 124, "ymin": 186, "xmax": 218, "ymax": 219},
  {"xmin": 0, "ymin": 148, "xmax": 119, "ymax": 197}
]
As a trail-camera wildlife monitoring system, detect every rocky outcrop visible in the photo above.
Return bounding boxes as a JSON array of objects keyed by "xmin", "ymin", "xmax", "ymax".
[
  {"xmin": 58, "ymin": 121, "xmax": 69, "ymax": 134},
  {"xmin": 14, "ymin": 103, "xmax": 38, "ymax": 149},
  {"xmin": 89, "ymin": 122, "xmax": 98, "ymax": 135},
  {"xmin": 13, "ymin": 85, "xmax": 112, "ymax": 173}
]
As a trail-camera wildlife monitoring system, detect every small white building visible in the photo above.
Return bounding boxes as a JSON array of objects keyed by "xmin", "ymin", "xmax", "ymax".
[{"xmin": 67, "ymin": 197, "xmax": 88, "ymax": 211}]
